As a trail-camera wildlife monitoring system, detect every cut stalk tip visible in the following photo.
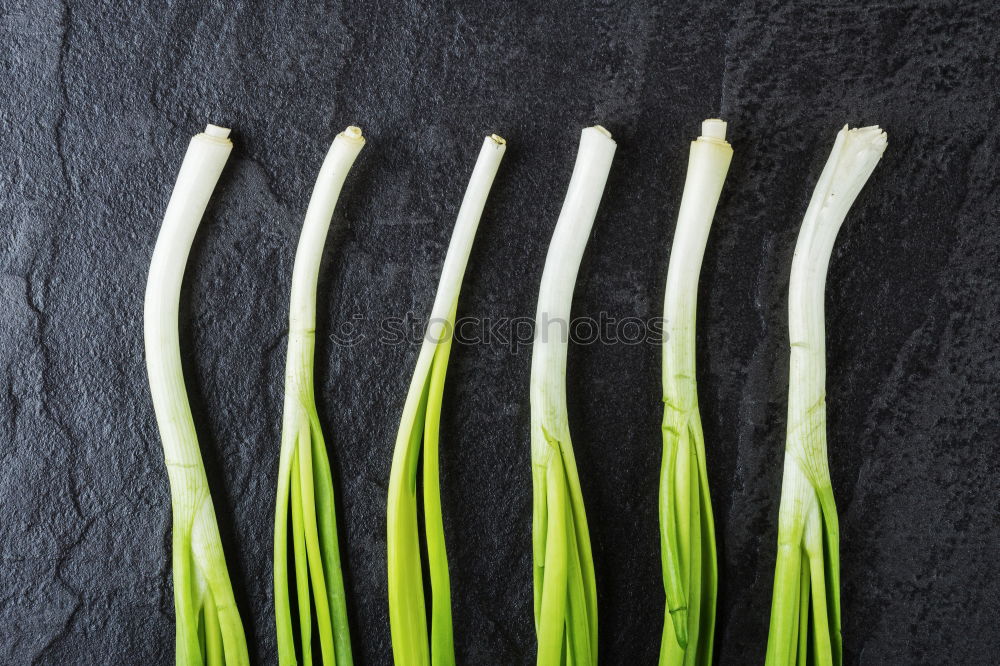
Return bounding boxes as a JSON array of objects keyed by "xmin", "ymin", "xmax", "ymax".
[
  {"xmin": 342, "ymin": 125, "xmax": 365, "ymax": 141},
  {"xmin": 591, "ymin": 124, "xmax": 613, "ymax": 139},
  {"xmin": 701, "ymin": 118, "xmax": 727, "ymax": 141},
  {"xmin": 204, "ymin": 124, "xmax": 231, "ymax": 139},
  {"xmin": 847, "ymin": 124, "xmax": 888, "ymax": 146}
]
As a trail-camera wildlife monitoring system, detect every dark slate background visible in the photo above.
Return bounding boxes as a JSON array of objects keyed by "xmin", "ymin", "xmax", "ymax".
[{"xmin": 2, "ymin": 0, "xmax": 998, "ymax": 664}]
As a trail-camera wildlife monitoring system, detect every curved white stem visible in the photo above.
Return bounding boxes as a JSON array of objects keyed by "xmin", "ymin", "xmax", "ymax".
[
  {"xmin": 662, "ymin": 119, "xmax": 733, "ymax": 400},
  {"xmin": 530, "ymin": 126, "xmax": 617, "ymax": 459},
  {"xmin": 288, "ymin": 126, "xmax": 367, "ymax": 331},
  {"xmin": 145, "ymin": 126, "xmax": 232, "ymax": 468},
  {"xmin": 786, "ymin": 125, "xmax": 888, "ymax": 456},
  {"xmin": 427, "ymin": 135, "xmax": 508, "ymax": 326}
]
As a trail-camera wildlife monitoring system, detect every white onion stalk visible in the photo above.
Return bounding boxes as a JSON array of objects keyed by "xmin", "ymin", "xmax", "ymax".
[
  {"xmin": 144, "ymin": 124, "xmax": 249, "ymax": 666},
  {"xmin": 766, "ymin": 125, "xmax": 887, "ymax": 666},
  {"xmin": 530, "ymin": 125, "xmax": 616, "ymax": 666},
  {"xmin": 387, "ymin": 134, "xmax": 506, "ymax": 666},
  {"xmin": 273, "ymin": 126, "xmax": 366, "ymax": 666},
  {"xmin": 659, "ymin": 119, "xmax": 732, "ymax": 665}
]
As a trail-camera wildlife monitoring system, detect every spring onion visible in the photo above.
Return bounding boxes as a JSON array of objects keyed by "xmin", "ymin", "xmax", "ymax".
[
  {"xmin": 273, "ymin": 126, "xmax": 366, "ymax": 666},
  {"xmin": 144, "ymin": 124, "xmax": 249, "ymax": 666},
  {"xmin": 386, "ymin": 134, "xmax": 507, "ymax": 666},
  {"xmin": 530, "ymin": 125, "xmax": 616, "ymax": 666},
  {"xmin": 659, "ymin": 119, "xmax": 732, "ymax": 665},
  {"xmin": 765, "ymin": 125, "xmax": 887, "ymax": 666}
]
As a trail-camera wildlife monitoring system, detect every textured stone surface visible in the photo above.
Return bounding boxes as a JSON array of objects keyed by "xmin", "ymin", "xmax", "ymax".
[{"xmin": 1, "ymin": 0, "xmax": 999, "ymax": 663}]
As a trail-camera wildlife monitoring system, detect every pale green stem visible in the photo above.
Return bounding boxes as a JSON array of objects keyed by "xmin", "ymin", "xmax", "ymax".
[
  {"xmin": 205, "ymin": 593, "xmax": 222, "ymax": 666},
  {"xmin": 424, "ymin": 317, "xmax": 456, "ymax": 666},
  {"xmin": 536, "ymin": 453, "xmax": 569, "ymax": 665},
  {"xmin": 290, "ymin": 446, "xmax": 312, "ymax": 665}
]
